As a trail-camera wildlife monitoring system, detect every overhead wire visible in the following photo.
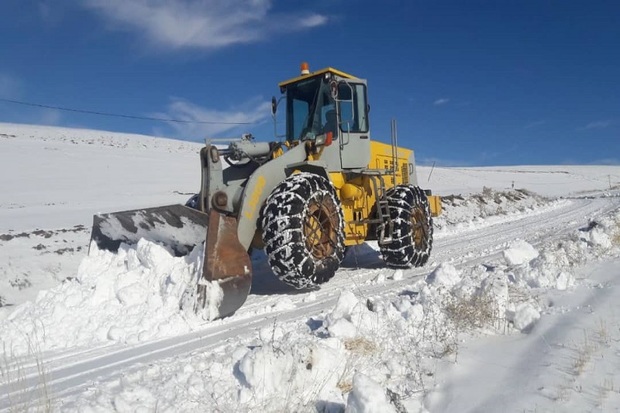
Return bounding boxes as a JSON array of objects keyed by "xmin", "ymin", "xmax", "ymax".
[{"xmin": 0, "ymin": 97, "xmax": 257, "ymax": 125}]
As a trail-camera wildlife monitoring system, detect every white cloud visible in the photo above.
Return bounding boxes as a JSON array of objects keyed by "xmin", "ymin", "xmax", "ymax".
[
  {"xmin": 583, "ymin": 120, "xmax": 612, "ymax": 130},
  {"xmin": 433, "ymin": 98, "xmax": 450, "ymax": 106},
  {"xmin": 587, "ymin": 158, "xmax": 620, "ymax": 165},
  {"xmin": 0, "ymin": 73, "xmax": 22, "ymax": 98},
  {"xmin": 38, "ymin": 1, "xmax": 53, "ymax": 21},
  {"xmin": 525, "ymin": 120, "xmax": 545, "ymax": 129},
  {"xmin": 298, "ymin": 13, "xmax": 328, "ymax": 28},
  {"xmin": 155, "ymin": 97, "xmax": 272, "ymax": 140},
  {"xmin": 83, "ymin": 0, "xmax": 328, "ymax": 51},
  {"xmin": 38, "ymin": 109, "xmax": 63, "ymax": 125}
]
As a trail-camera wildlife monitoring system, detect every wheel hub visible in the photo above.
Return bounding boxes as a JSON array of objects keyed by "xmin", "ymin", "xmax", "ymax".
[
  {"xmin": 304, "ymin": 195, "xmax": 337, "ymax": 259},
  {"xmin": 411, "ymin": 206, "xmax": 429, "ymax": 249}
]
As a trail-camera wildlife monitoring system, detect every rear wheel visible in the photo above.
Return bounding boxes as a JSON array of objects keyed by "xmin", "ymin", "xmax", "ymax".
[
  {"xmin": 260, "ymin": 172, "xmax": 345, "ymax": 288},
  {"xmin": 378, "ymin": 185, "xmax": 433, "ymax": 268}
]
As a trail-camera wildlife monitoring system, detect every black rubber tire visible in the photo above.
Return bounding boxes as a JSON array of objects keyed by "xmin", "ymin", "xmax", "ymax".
[
  {"xmin": 378, "ymin": 185, "xmax": 433, "ymax": 268},
  {"xmin": 259, "ymin": 172, "xmax": 345, "ymax": 288}
]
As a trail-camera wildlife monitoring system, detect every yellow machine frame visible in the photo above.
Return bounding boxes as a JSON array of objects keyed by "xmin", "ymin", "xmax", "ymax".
[{"xmin": 325, "ymin": 141, "xmax": 441, "ymax": 246}]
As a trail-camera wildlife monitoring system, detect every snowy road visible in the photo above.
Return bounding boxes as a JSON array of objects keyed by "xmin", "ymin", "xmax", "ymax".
[{"xmin": 2, "ymin": 194, "xmax": 618, "ymax": 411}]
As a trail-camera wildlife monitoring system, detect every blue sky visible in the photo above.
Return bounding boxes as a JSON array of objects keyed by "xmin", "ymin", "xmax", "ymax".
[{"xmin": 0, "ymin": 1, "xmax": 618, "ymax": 166}]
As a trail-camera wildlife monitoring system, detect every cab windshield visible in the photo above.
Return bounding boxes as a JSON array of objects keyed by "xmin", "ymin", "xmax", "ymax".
[{"xmin": 285, "ymin": 77, "xmax": 335, "ymax": 141}]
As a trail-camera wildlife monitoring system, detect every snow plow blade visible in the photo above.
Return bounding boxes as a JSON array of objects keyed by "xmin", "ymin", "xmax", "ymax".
[
  {"xmin": 90, "ymin": 205, "xmax": 210, "ymax": 256},
  {"xmin": 196, "ymin": 210, "xmax": 252, "ymax": 318},
  {"xmin": 90, "ymin": 205, "xmax": 252, "ymax": 319}
]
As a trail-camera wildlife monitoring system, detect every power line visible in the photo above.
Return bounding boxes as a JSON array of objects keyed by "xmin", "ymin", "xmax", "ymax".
[{"xmin": 0, "ymin": 97, "xmax": 257, "ymax": 125}]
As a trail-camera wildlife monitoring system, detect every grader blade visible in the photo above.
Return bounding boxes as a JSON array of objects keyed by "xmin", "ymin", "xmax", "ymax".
[
  {"xmin": 90, "ymin": 205, "xmax": 210, "ymax": 256},
  {"xmin": 196, "ymin": 210, "xmax": 252, "ymax": 318}
]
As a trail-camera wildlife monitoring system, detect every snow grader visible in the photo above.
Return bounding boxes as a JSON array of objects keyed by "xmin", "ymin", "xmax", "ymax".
[{"xmin": 90, "ymin": 63, "xmax": 442, "ymax": 318}]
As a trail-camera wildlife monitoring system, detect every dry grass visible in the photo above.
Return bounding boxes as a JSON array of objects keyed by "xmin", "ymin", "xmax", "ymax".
[
  {"xmin": 336, "ymin": 337, "xmax": 379, "ymax": 394},
  {"xmin": 337, "ymin": 378, "xmax": 353, "ymax": 394},
  {"xmin": 443, "ymin": 291, "xmax": 498, "ymax": 332},
  {"xmin": 610, "ymin": 216, "xmax": 620, "ymax": 246},
  {"xmin": 595, "ymin": 318, "xmax": 611, "ymax": 346},
  {"xmin": 572, "ymin": 338, "xmax": 593, "ymax": 376},
  {"xmin": 344, "ymin": 337, "xmax": 378, "ymax": 356},
  {"xmin": 1, "ymin": 338, "xmax": 52, "ymax": 413}
]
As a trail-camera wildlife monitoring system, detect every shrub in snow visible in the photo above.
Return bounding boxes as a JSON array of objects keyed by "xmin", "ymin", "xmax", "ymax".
[
  {"xmin": 613, "ymin": 221, "xmax": 620, "ymax": 246},
  {"xmin": 478, "ymin": 273, "xmax": 510, "ymax": 330},
  {"xmin": 442, "ymin": 287, "xmax": 499, "ymax": 333},
  {"xmin": 422, "ymin": 263, "xmax": 509, "ymax": 345},
  {"xmin": 313, "ymin": 287, "xmax": 456, "ymax": 398},
  {"xmin": 480, "ymin": 273, "xmax": 509, "ymax": 309}
]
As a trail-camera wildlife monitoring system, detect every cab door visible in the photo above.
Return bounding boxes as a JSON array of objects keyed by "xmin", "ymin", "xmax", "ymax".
[{"xmin": 337, "ymin": 81, "xmax": 371, "ymax": 169}]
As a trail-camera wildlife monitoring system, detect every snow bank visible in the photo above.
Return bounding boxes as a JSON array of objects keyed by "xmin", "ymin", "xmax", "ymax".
[
  {"xmin": 26, "ymin": 207, "xmax": 620, "ymax": 412},
  {"xmin": 0, "ymin": 240, "xmax": 219, "ymax": 356},
  {"xmin": 435, "ymin": 188, "xmax": 557, "ymax": 231},
  {"xmin": 507, "ymin": 216, "xmax": 620, "ymax": 292},
  {"xmin": 84, "ymin": 213, "xmax": 618, "ymax": 412}
]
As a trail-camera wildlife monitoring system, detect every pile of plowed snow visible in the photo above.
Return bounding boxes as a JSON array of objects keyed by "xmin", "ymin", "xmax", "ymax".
[
  {"xmin": 60, "ymin": 208, "xmax": 620, "ymax": 412},
  {"xmin": 434, "ymin": 187, "xmax": 557, "ymax": 230},
  {"xmin": 0, "ymin": 240, "xmax": 225, "ymax": 356}
]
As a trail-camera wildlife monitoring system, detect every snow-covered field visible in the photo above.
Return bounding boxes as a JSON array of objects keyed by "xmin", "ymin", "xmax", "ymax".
[{"xmin": 1, "ymin": 122, "xmax": 620, "ymax": 412}]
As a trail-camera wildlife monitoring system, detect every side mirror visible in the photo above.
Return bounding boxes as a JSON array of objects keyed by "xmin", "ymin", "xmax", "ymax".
[{"xmin": 271, "ymin": 96, "xmax": 277, "ymax": 116}]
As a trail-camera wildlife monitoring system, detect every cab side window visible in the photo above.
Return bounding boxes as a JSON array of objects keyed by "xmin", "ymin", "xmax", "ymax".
[{"xmin": 337, "ymin": 83, "xmax": 368, "ymax": 133}]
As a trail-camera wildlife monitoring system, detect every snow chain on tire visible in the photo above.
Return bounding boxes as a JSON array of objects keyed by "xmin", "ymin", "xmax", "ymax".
[
  {"xmin": 378, "ymin": 185, "xmax": 433, "ymax": 268},
  {"xmin": 259, "ymin": 172, "xmax": 345, "ymax": 288}
]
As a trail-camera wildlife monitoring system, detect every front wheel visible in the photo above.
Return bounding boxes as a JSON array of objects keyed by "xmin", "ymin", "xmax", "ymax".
[
  {"xmin": 260, "ymin": 172, "xmax": 345, "ymax": 288},
  {"xmin": 378, "ymin": 185, "xmax": 433, "ymax": 268}
]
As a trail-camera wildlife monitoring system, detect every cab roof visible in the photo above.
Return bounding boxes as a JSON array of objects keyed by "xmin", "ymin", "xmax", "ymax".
[{"xmin": 278, "ymin": 67, "xmax": 359, "ymax": 89}]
